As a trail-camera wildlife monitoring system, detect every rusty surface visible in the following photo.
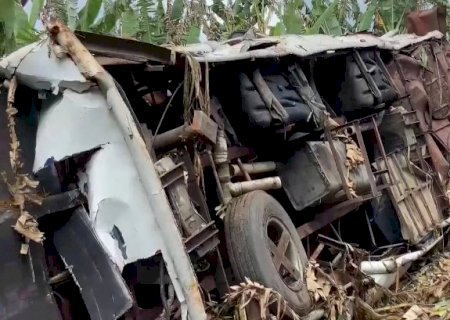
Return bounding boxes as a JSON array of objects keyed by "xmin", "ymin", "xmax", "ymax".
[
  {"xmin": 325, "ymin": 129, "xmax": 353, "ymax": 200},
  {"xmin": 406, "ymin": 6, "xmax": 447, "ymax": 36},
  {"xmin": 387, "ymin": 41, "xmax": 450, "ymax": 182},
  {"xmin": 354, "ymin": 123, "xmax": 378, "ymax": 198},
  {"xmin": 297, "ymin": 196, "xmax": 366, "ymax": 239},
  {"xmin": 376, "ymin": 152, "xmax": 441, "ymax": 244},
  {"xmin": 153, "ymin": 111, "xmax": 217, "ymax": 152},
  {"xmin": 75, "ymin": 31, "xmax": 173, "ymax": 64}
]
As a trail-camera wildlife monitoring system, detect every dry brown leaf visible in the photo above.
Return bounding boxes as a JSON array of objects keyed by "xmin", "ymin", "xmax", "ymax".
[
  {"xmin": 346, "ymin": 143, "xmax": 364, "ymax": 169},
  {"xmin": 402, "ymin": 305, "xmax": 429, "ymax": 320},
  {"xmin": 13, "ymin": 212, "xmax": 44, "ymax": 244}
]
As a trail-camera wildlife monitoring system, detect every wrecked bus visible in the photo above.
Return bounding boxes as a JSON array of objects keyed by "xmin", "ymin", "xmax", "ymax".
[{"xmin": 1, "ymin": 12, "xmax": 450, "ymax": 320}]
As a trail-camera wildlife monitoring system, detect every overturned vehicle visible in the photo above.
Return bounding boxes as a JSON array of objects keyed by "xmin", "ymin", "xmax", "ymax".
[{"xmin": 2, "ymin": 17, "xmax": 450, "ymax": 320}]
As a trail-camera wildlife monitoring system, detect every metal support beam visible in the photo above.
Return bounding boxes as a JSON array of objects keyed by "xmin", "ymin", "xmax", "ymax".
[
  {"xmin": 153, "ymin": 111, "xmax": 218, "ymax": 152},
  {"xmin": 297, "ymin": 197, "xmax": 366, "ymax": 239},
  {"xmin": 354, "ymin": 122, "xmax": 378, "ymax": 198},
  {"xmin": 325, "ymin": 128, "xmax": 353, "ymax": 200}
]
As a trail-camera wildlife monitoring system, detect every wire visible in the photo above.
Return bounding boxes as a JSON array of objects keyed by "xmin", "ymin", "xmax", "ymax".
[{"xmin": 153, "ymin": 81, "xmax": 184, "ymax": 139}]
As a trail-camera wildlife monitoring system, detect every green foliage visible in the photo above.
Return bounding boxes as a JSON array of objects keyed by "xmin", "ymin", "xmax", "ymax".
[
  {"xmin": 1, "ymin": 0, "xmax": 449, "ymax": 54},
  {"xmin": 282, "ymin": 0, "xmax": 305, "ymax": 34},
  {"xmin": 0, "ymin": 0, "xmax": 38, "ymax": 55},
  {"xmin": 29, "ymin": 0, "xmax": 45, "ymax": 27},
  {"xmin": 357, "ymin": 1, "xmax": 377, "ymax": 32},
  {"xmin": 185, "ymin": 25, "xmax": 200, "ymax": 43},
  {"xmin": 78, "ymin": 0, "xmax": 102, "ymax": 30},
  {"xmin": 171, "ymin": 0, "xmax": 184, "ymax": 20},
  {"xmin": 308, "ymin": 0, "xmax": 342, "ymax": 35},
  {"xmin": 66, "ymin": 0, "xmax": 78, "ymax": 30}
]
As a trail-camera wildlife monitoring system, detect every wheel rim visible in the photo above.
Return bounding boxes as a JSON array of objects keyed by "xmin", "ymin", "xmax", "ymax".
[{"xmin": 266, "ymin": 218, "xmax": 304, "ymax": 292}]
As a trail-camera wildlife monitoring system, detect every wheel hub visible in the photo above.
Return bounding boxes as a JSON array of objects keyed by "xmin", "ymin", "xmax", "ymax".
[{"xmin": 266, "ymin": 218, "xmax": 303, "ymax": 291}]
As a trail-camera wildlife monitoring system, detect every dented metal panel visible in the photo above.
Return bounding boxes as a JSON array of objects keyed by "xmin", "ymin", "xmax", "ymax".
[
  {"xmin": 0, "ymin": 32, "xmax": 206, "ymax": 319},
  {"xmin": 53, "ymin": 207, "xmax": 133, "ymax": 320},
  {"xmin": 0, "ymin": 40, "xmax": 91, "ymax": 93},
  {"xmin": 79, "ymin": 143, "xmax": 163, "ymax": 269},
  {"xmin": 172, "ymin": 31, "xmax": 444, "ymax": 62},
  {"xmin": 33, "ymin": 88, "xmax": 123, "ymax": 171},
  {"xmin": 0, "ymin": 210, "xmax": 61, "ymax": 320},
  {"xmin": 34, "ymin": 87, "xmax": 163, "ymax": 269}
]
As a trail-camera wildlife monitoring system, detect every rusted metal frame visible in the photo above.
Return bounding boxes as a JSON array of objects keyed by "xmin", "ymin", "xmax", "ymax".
[
  {"xmin": 179, "ymin": 150, "xmax": 212, "ymax": 222},
  {"xmin": 393, "ymin": 153, "xmax": 438, "ymax": 227},
  {"xmin": 374, "ymin": 50, "xmax": 400, "ymax": 93},
  {"xmin": 141, "ymin": 123, "xmax": 157, "ymax": 160},
  {"xmin": 153, "ymin": 110, "xmax": 218, "ymax": 152},
  {"xmin": 393, "ymin": 56, "xmax": 415, "ymax": 111},
  {"xmin": 354, "ymin": 122, "xmax": 378, "ymax": 197},
  {"xmin": 390, "ymin": 154, "xmax": 429, "ymax": 231},
  {"xmin": 75, "ymin": 30, "xmax": 172, "ymax": 64},
  {"xmin": 27, "ymin": 189, "xmax": 84, "ymax": 219},
  {"xmin": 214, "ymin": 249, "xmax": 230, "ymax": 297},
  {"xmin": 158, "ymin": 161, "xmax": 185, "ymax": 188},
  {"xmin": 200, "ymin": 146, "xmax": 256, "ymax": 167},
  {"xmin": 153, "ymin": 125, "xmax": 194, "ymax": 152},
  {"xmin": 329, "ymin": 112, "xmax": 382, "ymax": 134},
  {"xmin": 364, "ymin": 210, "xmax": 377, "ymax": 247},
  {"xmin": 430, "ymin": 41, "xmax": 450, "ymax": 109},
  {"xmin": 372, "ymin": 117, "xmax": 396, "ymax": 186},
  {"xmin": 157, "ymin": 157, "xmax": 213, "ymax": 238},
  {"xmin": 184, "ymin": 221, "xmax": 220, "ymax": 257},
  {"xmin": 375, "ymin": 158, "xmax": 410, "ymax": 237},
  {"xmin": 178, "ymin": 150, "xmax": 229, "ymax": 293},
  {"xmin": 310, "ymin": 243, "xmax": 325, "ymax": 261},
  {"xmin": 373, "ymin": 169, "xmax": 389, "ymax": 175},
  {"xmin": 236, "ymin": 158, "xmax": 251, "ymax": 181},
  {"xmin": 393, "ymin": 182, "xmax": 431, "ymax": 201},
  {"xmin": 178, "ymin": 155, "xmax": 229, "ymax": 295},
  {"xmin": 430, "ymin": 122, "xmax": 450, "ymax": 133},
  {"xmin": 353, "ymin": 50, "xmax": 382, "ymax": 100},
  {"xmin": 325, "ymin": 128, "xmax": 353, "ymax": 200},
  {"xmin": 415, "ymin": 144, "xmax": 429, "ymax": 172},
  {"xmin": 402, "ymin": 110, "xmax": 420, "ymax": 126},
  {"xmin": 297, "ymin": 196, "xmax": 367, "ymax": 239},
  {"xmin": 317, "ymin": 234, "xmax": 355, "ymax": 252},
  {"xmin": 206, "ymin": 148, "xmax": 226, "ymax": 204},
  {"xmin": 375, "ymin": 156, "xmax": 424, "ymax": 239}
]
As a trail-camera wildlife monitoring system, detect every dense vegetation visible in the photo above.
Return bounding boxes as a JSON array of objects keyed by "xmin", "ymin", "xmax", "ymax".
[{"xmin": 0, "ymin": 0, "xmax": 448, "ymax": 55}]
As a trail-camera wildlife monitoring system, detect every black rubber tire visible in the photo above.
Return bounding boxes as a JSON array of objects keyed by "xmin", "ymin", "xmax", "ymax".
[{"xmin": 225, "ymin": 190, "xmax": 311, "ymax": 315}]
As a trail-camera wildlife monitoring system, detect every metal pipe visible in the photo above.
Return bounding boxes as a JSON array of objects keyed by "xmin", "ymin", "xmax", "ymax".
[
  {"xmin": 153, "ymin": 125, "xmax": 193, "ymax": 151},
  {"xmin": 361, "ymin": 229, "xmax": 447, "ymax": 275},
  {"xmin": 228, "ymin": 177, "xmax": 282, "ymax": 197},
  {"xmin": 231, "ymin": 161, "xmax": 276, "ymax": 177},
  {"xmin": 213, "ymin": 130, "xmax": 232, "ymax": 202},
  {"xmin": 236, "ymin": 158, "xmax": 251, "ymax": 181}
]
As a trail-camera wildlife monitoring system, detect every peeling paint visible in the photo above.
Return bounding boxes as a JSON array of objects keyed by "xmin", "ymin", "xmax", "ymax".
[
  {"xmin": 33, "ymin": 86, "xmax": 162, "ymax": 270},
  {"xmin": 33, "ymin": 88, "xmax": 123, "ymax": 171},
  {"xmin": 82, "ymin": 143, "xmax": 162, "ymax": 270},
  {"xmin": 1, "ymin": 40, "xmax": 92, "ymax": 93}
]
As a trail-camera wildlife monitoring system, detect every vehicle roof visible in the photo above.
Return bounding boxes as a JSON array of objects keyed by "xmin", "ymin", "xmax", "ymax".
[{"xmin": 170, "ymin": 30, "xmax": 444, "ymax": 62}]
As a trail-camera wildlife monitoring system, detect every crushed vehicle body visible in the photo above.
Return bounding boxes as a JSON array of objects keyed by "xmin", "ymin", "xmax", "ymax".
[{"xmin": 1, "ymin": 14, "xmax": 450, "ymax": 320}]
